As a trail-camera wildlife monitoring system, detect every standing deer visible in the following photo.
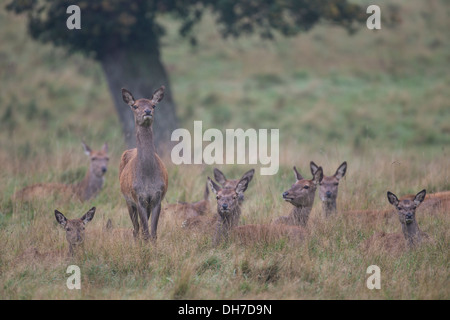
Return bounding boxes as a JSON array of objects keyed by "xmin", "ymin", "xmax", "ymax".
[
  {"xmin": 273, "ymin": 166, "xmax": 323, "ymax": 227},
  {"xmin": 213, "ymin": 168, "xmax": 255, "ymax": 205},
  {"xmin": 14, "ymin": 142, "xmax": 109, "ymax": 202},
  {"xmin": 119, "ymin": 86, "xmax": 168, "ymax": 241},
  {"xmin": 310, "ymin": 161, "xmax": 347, "ymax": 217},
  {"xmin": 365, "ymin": 189, "xmax": 431, "ymax": 253},
  {"xmin": 54, "ymin": 207, "xmax": 96, "ymax": 256}
]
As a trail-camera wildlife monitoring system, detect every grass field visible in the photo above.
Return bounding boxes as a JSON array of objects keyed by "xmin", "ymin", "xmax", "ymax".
[{"xmin": 0, "ymin": 0, "xmax": 449, "ymax": 299}]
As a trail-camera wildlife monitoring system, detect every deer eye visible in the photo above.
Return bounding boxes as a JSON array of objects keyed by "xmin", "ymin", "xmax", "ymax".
[
  {"xmin": 91, "ymin": 157, "xmax": 97, "ymax": 161},
  {"xmin": 303, "ymin": 185, "xmax": 309, "ymax": 189},
  {"xmin": 216, "ymin": 196, "xmax": 220, "ymax": 200},
  {"xmin": 132, "ymin": 105, "xmax": 138, "ymax": 109},
  {"xmin": 66, "ymin": 228, "xmax": 72, "ymax": 232},
  {"xmin": 334, "ymin": 182, "xmax": 339, "ymax": 186}
]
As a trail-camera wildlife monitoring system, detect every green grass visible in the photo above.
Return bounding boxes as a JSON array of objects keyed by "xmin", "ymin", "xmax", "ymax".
[{"xmin": 0, "ymin": 0, "xmax": 449, "ymax": 299}]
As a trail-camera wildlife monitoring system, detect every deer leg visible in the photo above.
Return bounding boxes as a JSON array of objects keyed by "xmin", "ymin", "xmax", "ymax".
[
  {"xmin": 150, "ymin": 201, "xmax": 162, "ymax": 242},
  {"xmin": 137, "ymin": 197, "xmax": 151, "ymax": 241},
  {"xmin": 126, "ymin": 201, "xmax": 139, "ymax": 238}
]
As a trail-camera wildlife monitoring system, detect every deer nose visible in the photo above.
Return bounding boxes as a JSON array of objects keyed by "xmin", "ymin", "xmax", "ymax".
[
  {"xmin": 145, "ymin": 109, "xmax": 151, "ymax": 115},
  {"xmin": 222, "ymin": 203, "xmax": 228, "ymax": 210},
  {"xmin": 406, "ymin": 213, "xmax": 413, "ymax": 220},
  {"xmin": 102, "ymin": 167, "xmax": 107, "ymax": 173},
  {"xmin": 326, "ymin": 191, "xmax": 332, "ymax": 198},
  {"xmin": 282, "ymin": 191, "xmax": 289, "ymax": 198}
]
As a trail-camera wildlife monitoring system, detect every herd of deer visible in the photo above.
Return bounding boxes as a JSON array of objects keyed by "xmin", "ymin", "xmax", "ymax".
[{"xmin": 13, "ymin": 86, "xmax": 449, "ymax": 256}]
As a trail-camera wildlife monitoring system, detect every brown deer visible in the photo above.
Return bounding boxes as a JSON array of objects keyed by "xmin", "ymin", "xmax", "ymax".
[
  {"xmin": 208, "ymin": 176, "xmax": 250, "ymax": 245},
  {"xmin": 213, "ymin": 168, "xmax": 255, "ymax": 205},
  {"xmin": 14, "ymin": 142, "xmax": 109, "ymax": 202},
  {"xmin": 54, "ymin": 207, "xmax": 96, "ymax": 256},
  {"xmin": 119, "ymin": 86, "xmax": 168, "ymax": 241},
  {"xmin": 162, "ymin": 182, "xmax": 210, "ymax": 222},
  {"xmin": 273, "ymin": 166, "xmax": 323, "ymax": 227},
  {"xmin": 365, "ymin": 189, "xmax": 431, "ymax": 253},
  {"xmin": 207, "ymin": 176, "xmax": 306, "ymax": 245},
  {"xmin": 310, "ymin": 161, "xmax": 347, "ymax": 217},
  {"xmin": 180, "ymin": 169, "xmax": 255, "ymax": 229}
]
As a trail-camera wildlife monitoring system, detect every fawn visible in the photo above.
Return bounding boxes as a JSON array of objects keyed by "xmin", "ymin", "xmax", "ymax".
[
  {"xmin": 310, "ymin": 161, "xmax": 347, "ymax": 217},
  {"xmin": 119, "ymin": 86, "xmax": 169, "ymax": 241},
  {"xmin": 207, "ymin": 175, "xmax": 306, "ymax": 245},
  {"xmin": 365, "ymin": 189, "xmax": 431, "ymax": 253},
  {"xmin": 208, "ymin": 176, "xmax": 250, "ymax": 245},
  {"xmin": 163, "ymin": 182, "xmax": 211, "ymax": 221},
  {"xmin": 54, "ymin": 207, "xmax": 96, "ymax": 256},
  {"xmin": 180, "ymin": 168, "xmax": 255, "ymax": 230},
  {"xmin": 213, "ymin": 168, "xmax": 255, "ymax": 205},
  {"xmin": 273, "ymin": 166, "xmax": 323, "ymax": 227},
  {"xmin": 14, "ymin": 142, "xmax": 109, "ymax": 202}
]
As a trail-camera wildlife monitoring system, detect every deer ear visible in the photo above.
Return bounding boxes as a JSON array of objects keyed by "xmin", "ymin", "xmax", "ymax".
[
  {"xmin": 313, "ymin": 167, "xmax": 323, "ymax": 184},
  {"xmin": 81, "ymin": 141, "xmax": 92, "ymax": 156},
  {"xmin": 80, "ymin": 207, "xmax": 96, "ymax": 225},
  {"xmin": 293, "ymin": 166, "xmax": 303, "ymax": 181},
  {"xmin": 235, "ymin": 177, "xmax": 249, "ymax": 194},
  {"xmin": 105, "ymin": 219, "xmax": 113, "ymax": 231},
  {"xmin": 413, "ymin": 189, "xmax": 426, "ymax": 206},
  {"xmin": 208, "ymin": 177, "xmax": 221, "ymax": 195},
  {"xmin": 241, "ymin": 169, "xmax": 255, "ymax": 184},
  {"xmin": 335, "ymin": 161, "xmax": 347, "ymax": 180},
  {"xmin": 310, "ymin": 161, "xmax": 320, "ymax": 176},
  {"xmin": 203, "ymin": 182, "xmax": 210, "ymax": 200},
  {"xmin": 151, "ymin": 86, "xmax": 165, "ymax": 105},
  {"xmin": 213, "ymin": 168, "xmax": 227, "ymax": 186},
  {"xmin": 387, "ymin": 191, "xmax": 399, "ymax": 207},
  {"xmin": 55, "ymin": 210, "xmax": 67, "ymax": 227},
  {"xmin": 122, "ymin": 88, "xmax": 135, "ymax": 106}
]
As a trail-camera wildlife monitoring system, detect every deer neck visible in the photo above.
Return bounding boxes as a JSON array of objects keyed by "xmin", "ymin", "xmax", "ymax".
[
  {"xmin": 75, "ymin": 168, "xmax": 104, "ymax": 201},
  {"xmin": 322, "ymin": 200, "xmax": 337, "ymax": 217},
  {"xmin": 290, "ymin": 204, "xmax": 312, "ymax": 227},
  {"xmin": 135, "ymin": 125, "xmax": 159, "ymax": 175},
  {"xmin": 401, "ymin": 220, "xmax": 422, "ymax": 247},
  {"xmin": 214, "ymin": 206, "xmax": 241, "ymax": 244}
]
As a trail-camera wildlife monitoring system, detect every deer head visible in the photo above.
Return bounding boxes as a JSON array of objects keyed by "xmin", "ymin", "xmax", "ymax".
[
  {"xmin": 121, "ymin": 86, "xmax": 165, "ymax": 127},
  {"xmin": 55, "ymin": 207, "xmax": 96, "ymax": 255},
  {"xmin": 213, "ymin": 168, "xmax": 255, "ymax": 205},
  {"xmin": 82, "ymin": 141, "xmax": 109, "ymax": 178},
  {"xmin": 387, "ymin": 189, "xmax": 426, "ymax": 226},
  {"xmin": 310, "ymin": 161, "xmax": 347, "ymax": 204},
  {"xmin": 208, "ymin": 176, "xmax": 250, "ymax": 218},
  {"xmin": 282, "ymin": 166, "xmax": 323, "ymax": 207}
]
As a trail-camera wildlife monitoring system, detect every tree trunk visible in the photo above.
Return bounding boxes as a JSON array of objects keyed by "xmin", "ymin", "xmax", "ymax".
[{"xmin": 101, "ymin": 48, "xmax": 178, "ymax": 154}]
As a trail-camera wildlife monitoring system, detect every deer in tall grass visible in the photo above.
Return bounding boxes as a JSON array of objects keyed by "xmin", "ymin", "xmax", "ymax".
[
  {"xmin": 163, "ymin": 182, "xmax": 211, "ymax": 221},
  {"xmin": 365, "ymin": 189, "xmax": 432, "ymax": 253},
  {"xmin": 14, "ymin": 142, "xmax": 109, "ymax": 202},
  {"xmin": 273, "ymin": 166, "xmax": 323, "ymax": 227},
  {"xmin": 119, "ymin": 86, "xmax": 168, "ymax": 241},
  {"xmin": 54, "ymin": 207, "xmax": 96, "ymax": 256},
  {"xmin": 180, "ymin": 169, "xmax": 255, "ymax": 230},
  {"xmin": 208, "ymin": 176, "xmax": 250, "ymax": 245},
  {"xmin": 310, "ymin": 161, "xmax": 347, "ymax": 217},
  {"xmin": 208, "ymin": 175, "xmax": 306, "ymax": 245}
]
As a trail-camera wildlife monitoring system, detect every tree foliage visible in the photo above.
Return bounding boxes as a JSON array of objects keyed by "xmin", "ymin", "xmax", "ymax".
[{"xmin": 7, "ymin": 0, "xmax": 365, "ymax": 59}]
